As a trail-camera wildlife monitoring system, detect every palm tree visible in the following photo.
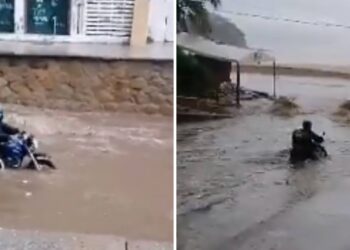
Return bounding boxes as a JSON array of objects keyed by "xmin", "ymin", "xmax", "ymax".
[{"xmin": 177, "ymin": 0, "xmax": 221, "ymax": 33}]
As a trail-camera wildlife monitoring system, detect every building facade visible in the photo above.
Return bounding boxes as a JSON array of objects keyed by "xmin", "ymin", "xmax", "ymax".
[{"xmin": 0, "ymin": 0, "xmax": 173, "ymax": 45}]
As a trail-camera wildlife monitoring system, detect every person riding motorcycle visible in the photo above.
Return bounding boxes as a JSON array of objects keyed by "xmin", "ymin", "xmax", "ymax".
[
  {"xmin": 291, "ymin": 120, "xmax": 324, "ymax": 160},
  {"xmin": 0, "ymin": 109, "xmax": 20, "ymax": 143}
]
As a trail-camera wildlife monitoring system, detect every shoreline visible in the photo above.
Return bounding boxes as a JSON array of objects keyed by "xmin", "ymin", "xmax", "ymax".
[{"xmin": 239, "ymin": 64, "xmax": 350, "ymax": 79}]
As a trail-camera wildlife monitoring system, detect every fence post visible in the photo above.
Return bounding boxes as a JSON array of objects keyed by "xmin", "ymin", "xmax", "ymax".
[{"xmin": 273, "ymin": 60, "xmax": 276, "ymax": 98}]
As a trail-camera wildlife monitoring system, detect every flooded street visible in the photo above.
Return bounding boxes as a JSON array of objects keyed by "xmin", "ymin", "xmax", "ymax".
[
  {"xmin": 178, "ymin": 74, "xmax": 350, "ymax": 249},
  {"xmin": 0, "ymin": 106, "xmax": 173, "ymax": 243}
]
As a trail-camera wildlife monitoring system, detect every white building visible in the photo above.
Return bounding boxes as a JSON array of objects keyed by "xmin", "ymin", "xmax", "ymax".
[{"xmin": 0, "ymin": 0, "xmax": 173, "ymax": 58}]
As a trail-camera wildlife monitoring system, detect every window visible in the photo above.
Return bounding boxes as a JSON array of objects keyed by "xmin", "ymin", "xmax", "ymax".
[
  {"xmin": 0, "ymin": 0, "xmax": 14, "ymax": 33},
  {"xmin": 26, "ymin": 0, "xmax": 70, "ymax": 35},
  {"xmin": 0, "ymin": 0, "xmax": 136, "ymax": 42}
]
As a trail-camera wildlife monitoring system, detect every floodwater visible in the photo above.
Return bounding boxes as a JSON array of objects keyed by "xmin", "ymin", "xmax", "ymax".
[
  {"xmin": 177, "ymin": 74, "xmax": 350, "ymax": 250},
  {"xmin": 0, "ymin": 106, "xmax": 173, "ymax": 242}
]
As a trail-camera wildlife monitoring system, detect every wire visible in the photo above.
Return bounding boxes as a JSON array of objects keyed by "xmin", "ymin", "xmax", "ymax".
[{"xmin": 215, "ymin": 10, "xmax": 350, "ymax": 29}]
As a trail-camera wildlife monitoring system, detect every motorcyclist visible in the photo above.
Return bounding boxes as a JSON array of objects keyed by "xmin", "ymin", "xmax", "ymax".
[
  {"xmin": 292, "ymin": 120, "xmax": 324, "ymax": 159},
  {"xmin": 0, "ymin": 109, "xmax": 20, "ymax": 143}
]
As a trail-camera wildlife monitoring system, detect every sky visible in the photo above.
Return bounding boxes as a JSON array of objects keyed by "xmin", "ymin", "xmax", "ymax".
[{"xmin": 214, "ymin": 0, "xmax": 350, "ymax": 65}]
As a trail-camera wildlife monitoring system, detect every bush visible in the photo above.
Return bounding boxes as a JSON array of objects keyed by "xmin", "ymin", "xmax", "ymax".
[{"xmin": 177, "ymin": 47, "xmax": 216, "ymax": 98}]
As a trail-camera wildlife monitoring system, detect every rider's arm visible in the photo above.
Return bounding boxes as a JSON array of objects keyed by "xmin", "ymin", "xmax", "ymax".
[
  {"xmin": 2, "ymin": 123, "xmax": 20, "ymax": 135},
  {"xmin": 291, "ymin": 130, "xmax": 297, "ymax": 145},
  {"xmin": 311, "ymin": 132, "xmax": 324, "ymax": 143},
  {"xmin": 0, "ymin": 134, "xmax": 9, "ymax": 142}
]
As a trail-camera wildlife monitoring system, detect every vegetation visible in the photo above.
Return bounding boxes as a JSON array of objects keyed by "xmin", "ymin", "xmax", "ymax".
[
  {"xmin": 177, "ymin": 48, "xmax": 216, "ymax": 98},
  {"xmin": 177, "ymin": 0, "xmax": 221, "ymax": 33},
  {"xmin": 177, "ymin": 0, "xmax": 221, "ymax": 98}
]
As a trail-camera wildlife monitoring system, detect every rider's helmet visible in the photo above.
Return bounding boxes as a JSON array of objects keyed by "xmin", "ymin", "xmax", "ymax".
[
  {"xmin": 0, "ymin": 108, "xmax": 4, "ymax": 123},
  {"xmin": 302, "ymin": 120, "xmax": 312, "ymax": 131}
]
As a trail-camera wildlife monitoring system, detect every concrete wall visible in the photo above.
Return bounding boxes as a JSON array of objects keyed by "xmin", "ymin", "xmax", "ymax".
[
  {"xmin": 130, "ymin": 0, "xmax": 150, "ymax": 46},
  {"xmin": 148, "ymin": 0, "xmax": 174, "ymax": 42},
  {"xmin": 0, "ymin": 57, "xmax": 173, "ymax": 116}
]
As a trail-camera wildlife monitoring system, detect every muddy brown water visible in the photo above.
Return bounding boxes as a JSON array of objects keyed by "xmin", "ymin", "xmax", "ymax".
[
  {"xmin": 178, "ymin": 74, "xmax": 350, "ymax": 250},
  {"xmin": 0, "ymin": 106, "xmax": 173, "ymax": 242}
]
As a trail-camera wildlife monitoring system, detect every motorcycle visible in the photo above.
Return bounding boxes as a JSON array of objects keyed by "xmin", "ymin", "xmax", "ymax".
[
  {"xmin": 289, "ymin": 132, "xmax": 328, "ymax": 165},
  {"xmin": 0, "ymin": 132, "xmax": 56, "ymax": 170}
]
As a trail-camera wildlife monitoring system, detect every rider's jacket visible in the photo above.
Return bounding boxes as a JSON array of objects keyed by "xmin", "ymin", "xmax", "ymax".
[
  {"xmin": 0, "ymin": 123, "xmax": 19, "ymax": 142},
  {"xmin": 292, "ymin": 128, "xmax": 323, "ymax": 150}
]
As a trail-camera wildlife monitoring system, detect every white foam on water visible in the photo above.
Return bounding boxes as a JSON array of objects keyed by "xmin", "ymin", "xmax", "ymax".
[{"xmin": 4, "ymin": 112, "xmax": 169, "ymax": 147}]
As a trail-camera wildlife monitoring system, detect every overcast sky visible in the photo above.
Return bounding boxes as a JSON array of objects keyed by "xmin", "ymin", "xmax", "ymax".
[{"xmin": 214, "ymin": 0, "xmax": 350, "ymax": 65}]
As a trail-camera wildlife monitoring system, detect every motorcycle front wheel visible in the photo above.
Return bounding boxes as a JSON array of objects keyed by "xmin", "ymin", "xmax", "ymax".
[
  {"xmin": 26, "ymin": 157, "xmax": 56, "ymax": 170},
  {"xmin": 36, "ymin": 158, "xmax": 56, "ymax": 169}
]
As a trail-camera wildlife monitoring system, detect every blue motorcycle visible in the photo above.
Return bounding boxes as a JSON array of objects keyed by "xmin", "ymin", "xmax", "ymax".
[{"xmin": 0, "ymin": 132, "xmax": 56, "ymax": 170}]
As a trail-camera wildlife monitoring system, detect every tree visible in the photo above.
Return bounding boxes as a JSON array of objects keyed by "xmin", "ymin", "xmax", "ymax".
[
  {"xmin": 177, "ymin": 0, "xmax": 221, "ymax": 33},
  {"xmin": 177, "ymin": 0, "xmax": 222, "ymax": 98},
  {"xmin": 177, "ymin": 48, "xmax": 216, "ymax": 98}
]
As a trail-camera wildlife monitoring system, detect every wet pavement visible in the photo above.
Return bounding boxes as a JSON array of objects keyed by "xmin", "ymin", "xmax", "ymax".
[
  {"xmin": 177, "ymin": 74, "xmax": 350, "ymax": 250},
  {"xmin": 0, "ymin": 106, "xmax": 173, "ymax": 245}
]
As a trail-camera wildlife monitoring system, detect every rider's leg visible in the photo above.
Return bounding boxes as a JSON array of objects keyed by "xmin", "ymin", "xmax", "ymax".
[
  {"xmin": 0, "ymin": 135, "xmax": 10, "ymax": 153},
  {"xmin": 20, "ymin": 156, "xmax": 31, "ymax": 169},
  {"xmin": 309, "ymin": 143, "xmax": 318, "ymax": 160}
]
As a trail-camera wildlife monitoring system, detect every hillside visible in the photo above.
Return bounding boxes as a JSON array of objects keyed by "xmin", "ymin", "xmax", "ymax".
[{"xmin": 186, "ymin": 13, "xmax": 248, "ymax": 48}]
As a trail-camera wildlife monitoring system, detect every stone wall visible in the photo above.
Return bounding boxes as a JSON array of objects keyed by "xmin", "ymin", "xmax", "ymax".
[{"xmin": 0, "ymin": 57, "xmax": 173, "ymax": 116}]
